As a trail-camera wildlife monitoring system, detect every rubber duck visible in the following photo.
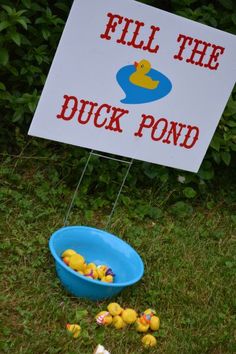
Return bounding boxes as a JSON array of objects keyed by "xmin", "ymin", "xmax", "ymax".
[
  {"xmin": 142, "ymin": 334, "xmax": 157, "ymax": 347},
  {"xmin": 96, "ymin": 311, "xmax": 113, "ymax": 326},
  {"xmin": 140, "ymin": 308, "xmax": 156, "ymax": 325},
  {"xmin": 107, "ymin": 303, "xmax": 123, "ymax": 316},
  {"xmin": 97, "ymin": 265, "xmax": 108, "ymax": 279},
  {"xmin": 121, "ymin": 309, "xmax": 137, "ymax": 324},
  {"xmin": 129, "ymin": 59, "xmax": 159, "ymax": 90},
  {"xmin": 68, "ymin": 254, "xmax": 85, "ymax": 271},
  {"xmin": 66, "ymin": 323, "xmax": 81, "ymax": 338},
  {"xmin": 62, "ymin": 256, "xmax": 70, "ymax": 266},
  {"xmin": 84, "ymin": 267, "xmax": 94, "ymax": 277},
  {"xmin": 87, "ymin": 262, "xmax": 97, "ymax": 271},
  {"xmin": 150, "ymin": 316, "xmax": 160, "ymax": 331},
  {"xmin": 136, "ymin": 318, "xmax": 149, "ymax": 333},
  {"xmin": 92, "ymin": 269, "xmax": 99, "ymax": 280},
  {"xmin": 105, "ymin": 268, "xmax": 115, "ymax": 277},
  {"xmin": 61, "ymin": 249, "xmax": 77, "ymax": 258},
  {"xmin": 101, "ymin": 275, "xmax": 113, "ymax": 283},
  {"xmin": 112, "ymin": 315, "xmax": 127, "ymax": 329}
]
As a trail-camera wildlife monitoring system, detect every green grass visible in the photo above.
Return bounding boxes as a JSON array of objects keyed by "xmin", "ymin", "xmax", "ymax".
[{"xmin": 0, "ymin": 150, "xmax": 235, "ymax": 354}]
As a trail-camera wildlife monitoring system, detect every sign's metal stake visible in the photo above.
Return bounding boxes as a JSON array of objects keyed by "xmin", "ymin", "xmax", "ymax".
[
  {"xmin": 64, "ymin": 150, "xmax": 94, "ymax": 226},
  {"xmin": 105, "ymin": 158, "xmax": 133, "ymax": 230},
  {"xmin": 63, "ymin": 150, "xmax": 133, "ymax": 229}
]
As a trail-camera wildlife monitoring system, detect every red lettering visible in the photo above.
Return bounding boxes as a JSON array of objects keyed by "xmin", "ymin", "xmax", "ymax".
[
  {"xmin": 180, "ymin": 125, "xmax": 199, "ymax": 149},
  {"xmin": 127, "ymin": 20, "xmax": 145, "ymax": 49},
  {"xmin": 143, "ymin": 25, "xmax": 160, "ymax": 53},
  {"xmin": 204, "ymin": 44, "xmax": 225, "ymax": 70},
  {"xmin": 77, "ymin": 100, "xmax": 98, "ymax": 125},
  {"xmin": 174, "ymin": 34, "xmax": 225, "ymax": 71},
  {"xmin": 116, "ymin": 17, "xmax": 134, "ymax": 45},
  {"xmin": 94, "ymin": 103, "xmax": 111, "ymax": 128},
  {"xmin": 186, "ymin": 39, "xmax": 212, "ymax": 66},
  {"xmin": 173, "ymin": 34, "xmax": 193, "ymax": 61},
  {"xmin": 100, "ymin": 13, "xmax": 123, "ymax": 40},
  {"xmin": 135, "ymin": 113, "xmax": 199, "ymax": 150},
  {"xmin": 105, "ymin": 107, "xmax": 129, "ymax": 132},
  {"xmin": 162, "ymin": 121, "xmax": 187, "ymax": 145},
  {"xmin": 100, "ymin": 12, "xmax": 160, "ymax": 54},
  {"xmin": 56, "ymin": 95, "xmax": 78, "ymax": 121},
  {"xmin": 151, "ymin": 118, "xmax": 168, "ymax": 141},
  {"xmin": 134, "ymin": 114, "xmax": 155, "ymax": 137}
]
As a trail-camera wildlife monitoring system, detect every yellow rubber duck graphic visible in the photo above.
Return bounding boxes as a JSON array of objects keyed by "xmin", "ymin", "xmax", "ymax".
[{"xmin": 129, "ymin": 59, "xmax": 159, "ymax": 90}]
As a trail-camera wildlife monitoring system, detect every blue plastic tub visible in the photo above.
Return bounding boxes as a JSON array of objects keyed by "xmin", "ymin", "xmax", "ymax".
[{"xmin": 49, "ymin": 226, "xmax": 144, "ymax": 301}]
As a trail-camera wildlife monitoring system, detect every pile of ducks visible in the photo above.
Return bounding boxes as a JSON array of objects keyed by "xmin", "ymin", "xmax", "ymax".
[
  {"xmin": 61, "ymin": 249, "xmax": 115, "ymax": 283},
  {"xmin": 95, "ymin": 302, "xmax": 160, "ymax": 348}
]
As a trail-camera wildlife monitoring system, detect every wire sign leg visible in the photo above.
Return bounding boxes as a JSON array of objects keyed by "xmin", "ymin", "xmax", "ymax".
[
  {"xmin": 64, "ymin": 150, "xmax": 133, "ymax": 229},
  {"xmin": 64, "ymin": 150, "xmax": 93, "ymax": 226},
  {"xmin": 105, "ymin": 158, "xmax": 133, "ymax": 230}
]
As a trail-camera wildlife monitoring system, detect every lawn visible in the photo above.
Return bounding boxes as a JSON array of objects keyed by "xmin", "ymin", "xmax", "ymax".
[{"xmin": 0, "ymin": 142, "xmax": 235, "ymax": 354}]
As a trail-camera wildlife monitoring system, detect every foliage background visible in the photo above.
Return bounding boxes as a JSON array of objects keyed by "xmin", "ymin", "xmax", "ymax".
[{"xmin": 0, "ymin": 0, "xmax": 235, "ymax": 195}]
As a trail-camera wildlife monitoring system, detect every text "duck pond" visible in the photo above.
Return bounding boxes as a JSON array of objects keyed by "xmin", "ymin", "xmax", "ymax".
[{"xmin": 57, "ymin": 94, "xmax": 199, "ymax": 150}]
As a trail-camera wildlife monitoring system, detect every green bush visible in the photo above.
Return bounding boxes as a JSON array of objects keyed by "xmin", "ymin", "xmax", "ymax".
[{"xmin": 0, "ymin": 0, "xmax": 235, "ymax": 191}]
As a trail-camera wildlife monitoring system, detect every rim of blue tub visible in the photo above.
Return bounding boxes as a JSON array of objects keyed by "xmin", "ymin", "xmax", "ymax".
[{"xmin": 49, "ymin": 226, "xmax": 144, "ymax": 288}]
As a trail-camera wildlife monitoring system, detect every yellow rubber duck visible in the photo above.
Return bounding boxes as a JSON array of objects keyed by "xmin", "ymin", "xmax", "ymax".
[
  {"xmin": 150, "ymin": 315, "xmax": 160, "ymax": 331},
  {"xmin": 136, "ymin": 318, "xmax": 149, "ymax": 333},
  {"xmin": 101, "ymin": 275, "xmax": 113, "ymax": 283},
  {"xmin": 97, "ymin": 265, "xmax": 108, "ymax": 279},
  {"xmin": 112, "ymin": 315, "xmax": 126, "ymax": 329},
  {"xmin": 95, "ymin": 311, "xmax": 113, "ymax": 326},
  {"xmin": 129, "ymin": 59, "xmax": 159, "ymax": 90},
  {"xmin": 87, "ymin": 262, "xmax": 97, "ymax": 271},
  {"xmin": 61, "ymin": 249, "xmax": 77, "ymax": 258},
  {"xmin": 140, "ymin": 308, "xmax": 156, "ymax": 325},
  {"xmin": 68, "ymin": 254, "xmax": 85, "ymax": 271},
  {"xmin": 121, "ymin": 309, "xmax": 137, "ymax": 324},
  {"xmin": 107, "ymin": 303, "xmax": 123, "ymax": 316},
  {"xmin": 66, "ymin": 323, "xmax": 81, "ymax": 338},
  {"xmin": 62, "ymin": 256, "xmax": 70, "ymax": 266},
  {"xmin": 61, "ymin": 249, "xmax": 77, "ymax": 265},
  {"xmin": 142, "ymin": 334, "xmax": 157, "ymax": 347}
]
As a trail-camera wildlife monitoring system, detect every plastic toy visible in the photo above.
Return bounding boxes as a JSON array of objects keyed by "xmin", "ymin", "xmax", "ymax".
[
  {"xmin": 92, "ymin": 269, "xmax": 99, "ymax": 280},
  {"xmin": 112, "ymin": 315, "xmax": 126, "ymax": 329},
  {"xmin": 68, "ymin": 253, "xmax": 85, "ymax": 271},
  {"xmin": 135, "ymin": 318, "xmax": 149, "ymax": 333},
  {"xmin": 93, "ymin": 344, "xmax": 110, "ymax": 354},
  {"xmin": 141, "ymin": 334, "xmax": 157, "ymax": 347},
  {"xmin": 107, "ymin": 303, "xmax": 123, "ymax": 316},
  {"xmin": 61, "ymin": 250, "xmax": 115, "ymax": 283},
  {"xmin": 84, "ymin": 267, "xmax": 94, "ymax": 278},
  {"xmin": 97, "ymin": 265, "xmax": 108, "ymax": 279},
  {"xmin": 62, "ymin": 256, "xmax": 70, "ymax": 265},
  {"xmin": 101, "ymin": 275, "xmax": 113, "ymax": 283},
  {"xmin": 105, "ymin": 268, "xmax": 115, "ymax": 277},
  {"xmin": 87, "ymin": 262, "xmax": 97, "ymax": 270},
  {"xmin": 61, "ymin": 249, "xmax": 77, "ymax": 258},
  {"xmin": 96, "ymin": 311, "xmax": 113, "ymax": 326},
  {"xmin": 121, "ymin": 309, "xmax": 137, "ymax": 324},
  {"xmin": 150, "ymin": 316, "xmax": 160, "ymax": 331},
  {"xmin": 140, "ymin": 308, "xmax": 156, "ymax": 325},
  {"xmin": 66, "ymin": 323, "xmax": 81, "ymax": 338}
]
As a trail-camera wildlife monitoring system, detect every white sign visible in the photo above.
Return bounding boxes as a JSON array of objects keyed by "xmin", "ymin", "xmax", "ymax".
[{"xmin": 28, "ymin": 0, "xmax": 236, "ymax": 172}]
